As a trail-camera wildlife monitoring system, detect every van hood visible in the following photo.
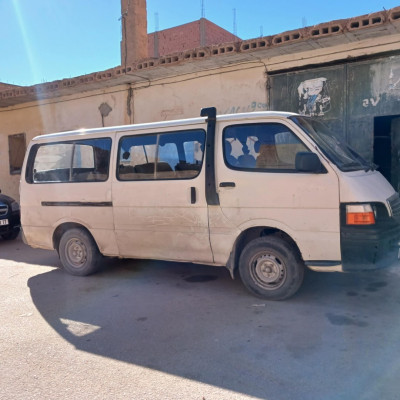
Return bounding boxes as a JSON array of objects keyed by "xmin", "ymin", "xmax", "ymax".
[{"xmin": 339, "ymin": 170, "xmax": 397, "ymax": 205}]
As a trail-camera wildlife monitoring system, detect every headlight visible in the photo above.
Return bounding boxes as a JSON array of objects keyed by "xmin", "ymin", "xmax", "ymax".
[
  {"xmin": 346, "ymin": 204, "xmax": 375, "ymax": 225},
  {"xmin": 11, "ymin": 201, "xmax": 20, "ymax": 212}
]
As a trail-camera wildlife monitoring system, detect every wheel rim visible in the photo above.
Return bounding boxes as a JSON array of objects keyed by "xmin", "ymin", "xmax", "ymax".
[
  {"xmin": 250, "ymin": 252, "xmax": 286, "ymax": 290},
  {"xmin": 65, "ymin": 238, "xmax": 87, "ymax": 268}
]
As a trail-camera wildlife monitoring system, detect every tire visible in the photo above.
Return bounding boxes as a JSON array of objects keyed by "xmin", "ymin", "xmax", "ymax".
[
  {"xmin": 58, "ymin": 228, "xmax": 101, "ymax": 276},
  {"xmin": 1, "ymin": 229, "xmax": 20, "ymax": 241},
  {"xmin": 239, "ymin": 236, "xmax": 304, "ymax": 300}
]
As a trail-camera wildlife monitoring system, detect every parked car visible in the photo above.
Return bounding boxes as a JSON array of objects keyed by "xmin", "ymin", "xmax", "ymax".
[
  {"xmin": 20, "ymin": 107, "xmax": 400, "ymax": 300},
  {"xmin": 0, "ymin": 190, "xmax": 21, "ymax": 240}
]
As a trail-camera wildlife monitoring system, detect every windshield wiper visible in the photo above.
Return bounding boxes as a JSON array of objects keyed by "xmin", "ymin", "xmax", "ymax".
[{"xmin": 340, "ymin": 161, "xmax": 365, "ymax": 171}]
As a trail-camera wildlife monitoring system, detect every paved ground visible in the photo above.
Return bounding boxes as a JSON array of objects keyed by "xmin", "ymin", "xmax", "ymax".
[{"xmin": 1, "ymin": 236, "xmax": 400, "ymax": 400}]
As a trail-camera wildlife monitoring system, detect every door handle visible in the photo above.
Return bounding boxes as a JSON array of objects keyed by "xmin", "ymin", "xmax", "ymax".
[
  {"xmin": 219, "ymin": 182, "xmax": 236, "ymax": 188},
  {"xmin": 191, "ymin": 187, "xmax": 196, "ymax": 204}
]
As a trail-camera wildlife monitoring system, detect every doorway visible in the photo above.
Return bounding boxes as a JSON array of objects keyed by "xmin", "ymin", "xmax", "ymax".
[{"xmin": 374, "ymin": 115, "xmax": 400, "ymax": 192}]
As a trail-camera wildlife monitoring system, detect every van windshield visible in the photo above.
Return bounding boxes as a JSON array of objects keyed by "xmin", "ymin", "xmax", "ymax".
[{"xmin": 290, "ymin": 116, "xmax": 375, "ymax": 172}]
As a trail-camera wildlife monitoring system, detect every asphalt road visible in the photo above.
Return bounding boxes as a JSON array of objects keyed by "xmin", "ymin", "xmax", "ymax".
[{"xmin": 1, "ymin": 236, "xmax": 400, "ymax": 400}]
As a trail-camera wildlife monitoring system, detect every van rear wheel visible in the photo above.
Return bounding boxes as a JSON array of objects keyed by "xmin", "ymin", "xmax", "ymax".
[
  {"xmin": 58, "ymin": 228, "xmax": 101, "ymax": 276},
  {"xmin": 239, "ymin": 236, "xmax": 304, "ymax": 300}
]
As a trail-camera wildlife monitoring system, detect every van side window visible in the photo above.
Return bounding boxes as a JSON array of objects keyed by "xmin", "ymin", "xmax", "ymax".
[
  {"xmin": 223, "ymin": 123, "xmax": 310, "ymax": 171},
  {"xmin": 118, "ymin": 129, "xmax": 205, "ymax": 181},
  {"xmin": 27, "ymin": 138, "xmax": 111, "ymax": 183}
]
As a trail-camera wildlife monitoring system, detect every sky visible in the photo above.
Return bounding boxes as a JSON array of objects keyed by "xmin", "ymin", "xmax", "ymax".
[{"xmin": 1, "ymin": 0, "xmax": 400, "ymax": 87}]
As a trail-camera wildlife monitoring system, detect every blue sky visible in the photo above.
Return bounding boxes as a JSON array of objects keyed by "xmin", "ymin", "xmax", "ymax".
[{"xmin": 1, "ymin": 0, "xmax": 399, "ymax": 86}]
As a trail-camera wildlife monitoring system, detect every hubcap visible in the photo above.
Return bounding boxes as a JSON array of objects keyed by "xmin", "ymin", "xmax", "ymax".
[
  {"xmin": 251, "ymin": 253, "xmax": 286, "ymax": 290},
  {"xmin": 66, "ymin": 238, "xmax": 87, "ymax": 268}
]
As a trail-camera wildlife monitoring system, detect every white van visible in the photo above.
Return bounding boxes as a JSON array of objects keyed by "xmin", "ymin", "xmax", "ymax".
[{"xmin": 20, "ymin": 108, "xmax": 400, "ymax": 300}]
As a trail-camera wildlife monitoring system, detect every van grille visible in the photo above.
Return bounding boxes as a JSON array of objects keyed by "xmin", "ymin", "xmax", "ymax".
[
  {"xmin": 0, "ymin": 203, "xmax": 8, "ymax": 217},
  {"xmin": 388, "ymin": 193, "xmax": 400, "ymax": 217}
]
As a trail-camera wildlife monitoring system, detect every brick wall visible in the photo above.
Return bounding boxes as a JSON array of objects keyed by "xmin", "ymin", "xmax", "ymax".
[
  {"xmin": 203, "ymin": 19, "xmax": 238, "ymax": 46},
  {"xmin": 148, "ymin": 18, "xmax": 239, "ymax": 57},
  {"xmin": 0, "ymin": 83, "xmax": 20, "ymax": 90}
]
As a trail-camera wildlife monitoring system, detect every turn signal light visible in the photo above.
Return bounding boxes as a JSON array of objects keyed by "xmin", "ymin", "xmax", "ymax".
[{"xmin": 346, "ymin": 204, "xmax": 375, "ymax": 225}]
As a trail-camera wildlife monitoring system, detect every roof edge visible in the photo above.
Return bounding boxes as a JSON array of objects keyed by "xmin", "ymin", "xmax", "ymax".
[{"xmin": 1, "ymin": 6, "xmax": 400, "ymax": 107}]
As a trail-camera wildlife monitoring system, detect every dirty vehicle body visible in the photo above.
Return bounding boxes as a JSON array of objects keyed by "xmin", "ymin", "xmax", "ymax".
[
  {"xmin": 20, "ymin": 108, "xmax": 400, "ymax": 300},
  {"xmin": 0, "ymin": 191, "xmax": 20, "ymax": 240}
]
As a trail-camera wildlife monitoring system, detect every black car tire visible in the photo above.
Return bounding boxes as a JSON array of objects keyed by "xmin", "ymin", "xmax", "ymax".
[
  {"xmin": 58, "ymin": 228, "xmax": 101, "ymax": 276},
  {"xmin": 239, "ymin": 236, "xmax": 304, "ymax": 300}
]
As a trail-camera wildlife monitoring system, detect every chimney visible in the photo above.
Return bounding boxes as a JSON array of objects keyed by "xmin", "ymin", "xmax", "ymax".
[{"xmin": 121, "ymin": 0, "xmax": 148, "ymax": 67}]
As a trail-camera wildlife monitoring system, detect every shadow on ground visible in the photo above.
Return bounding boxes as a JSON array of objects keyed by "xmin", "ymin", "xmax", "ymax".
[
  {"xmin": 28, "ymin": 256, "xmax": 400, "ymax": 400},
  {"xmin": 0, "ymin": 236, "xmax": 59, "ymax": 268}
]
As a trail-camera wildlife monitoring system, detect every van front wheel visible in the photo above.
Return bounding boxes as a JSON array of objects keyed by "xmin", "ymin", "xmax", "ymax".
[
  {"xmin": 58, "ymin": 228, "xmax": 101, "ymax": 276},
  {"xmin": 239, "ymin": 236, "xmax": 304, "ymax": 300}
]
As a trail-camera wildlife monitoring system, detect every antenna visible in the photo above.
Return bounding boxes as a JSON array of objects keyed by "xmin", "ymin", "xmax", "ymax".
[
  {"xmin": 260, "ymin": 26, "xmax": 263, "ymax": 38},
  {"xmin": 155, "ymin": 12, "xmax": 159, "ymax": 32},
  {"xmin": 233, "ymin": 8, "xmax": 237, "ymax": 37},
  {"xmin": 154, "ymin": 12, "xmax": 159, "ymax": 58},
  {"xmin": 200, "ymin": 1, "xmax": 206, "ymax": 45}
]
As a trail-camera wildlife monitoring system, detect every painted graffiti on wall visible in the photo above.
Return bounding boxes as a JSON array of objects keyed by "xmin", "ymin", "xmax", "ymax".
[
  {"xmin": 298, "ymin": 77, "xmax": 331, "ymax": 116},
  {"xmin": 388, "ymin": 66, "xmax": 400, "ymax": 92},
  {"xmin": 160, "ymin": 106, "xmax": 184, "ymax": 120},
  {"xmin": 222, "ymin": 101, "xmax": 268, "ymax": 114},
  {"xmin": 362, "ymin": 97, "xmax": 381, "ymax": 108},
  {"xmin": 364, "ymin": 62, "xmax": 400, "ymax": 107}
]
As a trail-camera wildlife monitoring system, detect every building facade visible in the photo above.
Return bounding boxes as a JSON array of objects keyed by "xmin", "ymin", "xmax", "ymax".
[{"xmin": 1, "ymin": 5, "xmax": 400, "ymax": 200}]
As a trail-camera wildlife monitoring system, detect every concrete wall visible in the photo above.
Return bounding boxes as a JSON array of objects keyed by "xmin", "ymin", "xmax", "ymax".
[
  {"xmin": 0, "ymin": 65, "xmax": 267, "ymax": 200},
  {"xmin": 133, "ymin": 64, "xmax": 267, "ymax": 122},
  {"xmin": 0, "ymin": 86, "xmax": 130, "ymax": 199},
  {"xmin": 2, "ymin": 27, "xmax": 400, "ymax": 200},
  {"xmin": 269, "ymin": 55, "xmax": 400, "ymax": 161}
]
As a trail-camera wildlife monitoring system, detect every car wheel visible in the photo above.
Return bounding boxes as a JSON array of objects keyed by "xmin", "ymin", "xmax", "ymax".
[
  {"xmin": 58, "ymin": 228, "xmax": 101, "ymax": 276},
  {"xmin": 239, "ymin": 236, "xmax": 304, "ymax": 300}
]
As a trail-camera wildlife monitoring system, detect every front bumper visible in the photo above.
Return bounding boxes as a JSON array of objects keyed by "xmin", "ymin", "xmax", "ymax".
[
  {"xmin": 0, "ymin": 211, "xmax": 21, "ymax": 236},
  {"xmin": 341, "ymin": 220, "xmax": 400, "ymax": 271}
]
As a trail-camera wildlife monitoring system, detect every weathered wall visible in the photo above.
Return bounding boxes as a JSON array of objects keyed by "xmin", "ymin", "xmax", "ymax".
[
  {"xmin": 133, "ymin": 64, "xmax": 267, "ymax": 122},
  {"xmin": 269, "ymin": 55, "xmax": 400, "ymax": 161},
  {"xmin": 2, "ymin": 30, "xmax": 400, "ymax": 200},
  {"xmin": 0, "ymin": 65, "xmax": 267, "ymax": 200},
  {"xmin": 0, "ymin": 86, "xmax": 130, "ymax": 199}
]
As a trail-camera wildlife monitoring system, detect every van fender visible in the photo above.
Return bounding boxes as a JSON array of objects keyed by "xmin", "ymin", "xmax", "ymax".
[
  {"xmin": 51, "ymin": 217, "xmax": 118, "ymax": 256},
  {"xmin": 226, "ymin": 218, "xmax": 304, "ymax": 278}
]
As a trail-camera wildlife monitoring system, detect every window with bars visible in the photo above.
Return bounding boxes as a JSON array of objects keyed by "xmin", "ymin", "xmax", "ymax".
[{"xmin": 8, "ymin": 133, "xmax": 26, "ymax": 175}]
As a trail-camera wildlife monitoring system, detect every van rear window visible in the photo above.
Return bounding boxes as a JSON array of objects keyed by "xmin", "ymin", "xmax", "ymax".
[{"xmin": 26, "ymin": 138, "xmax": 112, "ymax": 183}]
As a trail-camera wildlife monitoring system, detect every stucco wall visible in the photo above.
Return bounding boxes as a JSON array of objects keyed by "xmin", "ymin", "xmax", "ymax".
[
  {"xmin": 0, "ymin": 85, "xmax": 130, "ymax": 200},
  {"xmin": 0, "ymin": 65, "xmax": 267, "ymax": 200},
  {"xmin": 2, "ymin": 29, "xmax": 400, "ymax": 201},
  {"xmin": 133, "ymin": 64, "xmax": 267, "ymax": 123}
]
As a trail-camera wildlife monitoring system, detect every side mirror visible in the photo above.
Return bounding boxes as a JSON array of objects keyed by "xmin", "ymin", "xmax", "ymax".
[{"xmin": 295, "ymin": 152, "xmax": 326, "ymax": 173}]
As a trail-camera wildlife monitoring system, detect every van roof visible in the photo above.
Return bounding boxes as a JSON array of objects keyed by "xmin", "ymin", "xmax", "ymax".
[{"xmin": 32, "ymin": 111, "xmax": 298, "ymax": 141}]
